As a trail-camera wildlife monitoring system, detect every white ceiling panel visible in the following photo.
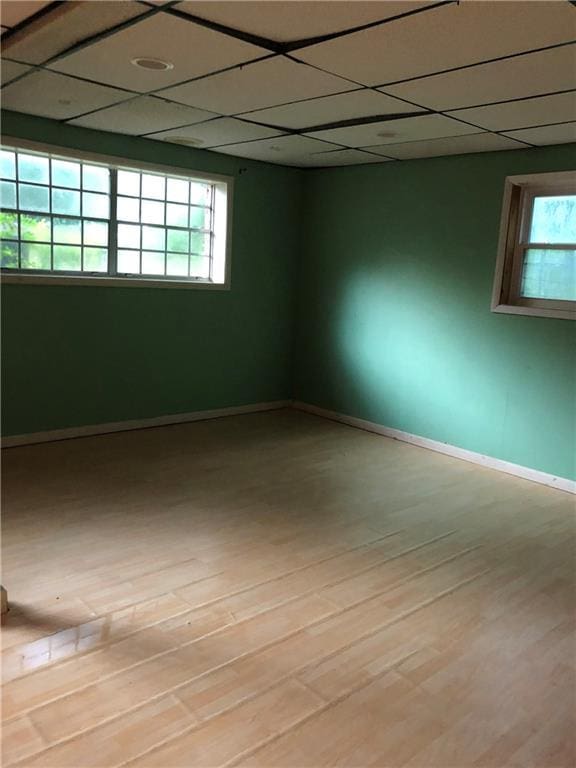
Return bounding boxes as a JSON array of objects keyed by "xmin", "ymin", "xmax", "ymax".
[
  {"xmin": 447, "ymin": 91, "xmax": 576, "ymax": 132},
  {"xmin": 295, "ymin": 1, "xmax": 576, "ymax": 87},
  {"xmin": 149, "ymin": 117, "xmax": 284, "ymax": 147},
  {"xmin": 308, "ymin": 149, "xmax": 391, "ymax": 167},
  {"xmin": 305, "ymin": 114, "xmax": 478, "ymax": 148},
  {"xmin": 215, "ymin": 134, "xmax": 340, "ymax": 165},
  {"xmin": 2, "ymin": 2, "xmax": 149, "ymax": 65},
  {"xmin": 0, "ymin": 1, "xmax": 51, "ymax": 27},
  {"xmin": 48, "ymin": 13, "xmax": 268, "ymax": 92},
  {"xmin": 176, "ymin": 1, "xmax": 429, "ymax": 43},
  {"xmin": 502, "ymin": 122, "xmax": 576, "ymax": 146},
  {"xmin": 0, "ymin": 70, "xmax": 131, "ymax": 119},
  {"xmin": 68, "ymin": 95, "xmax": 218, "ymax": 135},
  {"xmin": 160, "ymin": 56, "xmax": 357, "ymax": 115},
  {"xmin": 239, "ymin": 88, "xmax": 421, "ymax": 130},
  {"xmin": 383, "ymin": 44, "xmax": 576, "ymax": 112},
  {"xmin": 375, "ymin": 132, "xmax": 525, "ymax": 160},
  {"xmin": 0, "ymin": 58, "xmax": 32, "ymax": 86}
]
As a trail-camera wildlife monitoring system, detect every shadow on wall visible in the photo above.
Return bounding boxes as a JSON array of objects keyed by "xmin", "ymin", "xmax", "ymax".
[{"xmin": 299, "ymin": 255, "xmax": 508, "ymax": 461}]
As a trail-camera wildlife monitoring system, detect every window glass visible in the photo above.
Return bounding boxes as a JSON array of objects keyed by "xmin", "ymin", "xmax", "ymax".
[
  {"xmin": 52, "ymin": 159, "xmax": 80, "ymax": 188},
  {"xmin": 521, "ymin": 248, "xmax": 576, "ymax": 301},
  {"xmin": 529, "ymin": 196, "xmax": 576, "ymax": 244},
  {"xmin": 0, "ymin": 146, "xmax": 223, "ymax": 283}
]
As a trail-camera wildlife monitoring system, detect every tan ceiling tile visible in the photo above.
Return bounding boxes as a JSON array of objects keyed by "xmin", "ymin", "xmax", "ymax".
[
  {"xmin": 239, "ymin": 89, "xmax": 421, "ymax": 130},
  {"xmin": 447, "ymin": 91, "xmax": 576, "ymax": 132},
  {"xmin": 305, "ymin": 114, "xmax": 478, "ymax": 148},
  {"xmin": 176, "ymin": 1, "xmax": 430, "ymax": 43},
  {"xmin": 295, "ymin": 2, "xmax": 576, "ymax": 86},
  {"xmin": 2, "ymin": 1, "xmax": 150, "ymax": 65},
  {"xmin": 383, "ymin": 44, "xmax": 576, "ymax": 112},
  {"xmin": 160, "ymin": 56, "xmax": 357, "ymax": 115},
  {"xmin": 48, "ymin": 13, "xmax": 268, "ymax": 92},
  {"xmin": 68, "ymin": 95, "xmax": 218, "ymax": 135},
  {"xmin": 1, "ymin": 70, "xmax": 131, "ymax": 119}
]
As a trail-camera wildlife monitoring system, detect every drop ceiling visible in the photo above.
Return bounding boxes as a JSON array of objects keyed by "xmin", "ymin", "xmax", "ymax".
[{"xmin": 0, "ymin": 0, "xmax": 575, "ymax": 168}]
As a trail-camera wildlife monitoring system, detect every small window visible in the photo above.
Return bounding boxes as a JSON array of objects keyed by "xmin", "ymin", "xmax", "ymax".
[
  {"xmin": 0, "ymin": 143, "xmax": 231, "ymax": 288},
  {"xmin": 492, "ymin": 171, "xmax": 576, "ymax": 320}
]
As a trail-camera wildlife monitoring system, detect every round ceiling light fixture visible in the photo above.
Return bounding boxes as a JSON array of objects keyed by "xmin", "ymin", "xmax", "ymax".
[{"xmin": 131, "ymin": 57, "xmax": 174, "ymax": 71}]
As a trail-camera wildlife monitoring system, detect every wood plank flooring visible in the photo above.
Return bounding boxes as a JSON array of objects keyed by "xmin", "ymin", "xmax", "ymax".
[{"xmin": 1, "ymin": 409, "xmax": 575, "ymax": 767}]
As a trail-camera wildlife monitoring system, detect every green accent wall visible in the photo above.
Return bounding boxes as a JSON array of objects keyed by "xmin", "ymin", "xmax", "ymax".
[
  {"xmin": 295, "ymin": 144, "xmax": 576, "ymax": 481},
  {"xmin": 1, "ymin": 111, "xmax": 303, "ymax": 434}
]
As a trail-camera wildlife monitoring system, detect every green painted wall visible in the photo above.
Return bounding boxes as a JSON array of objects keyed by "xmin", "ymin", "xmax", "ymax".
[
  {"xmin": 1, "ymin": 111, "xmax": 303, "ymax": 435},
  {"xmin": 295, "ymin": 144, "xmax": 576, "ymax": 481},
  {"xmin": 2, "ymin": 111, "xmax": 574, "ymax": 481}
]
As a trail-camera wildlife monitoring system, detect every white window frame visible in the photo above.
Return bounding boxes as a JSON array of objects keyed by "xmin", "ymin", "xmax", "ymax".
[
  {"xmin": 0, "ymin": 137, "xmax": 233, "ymax": 290},
  {"xmin": 491, "ymin": 170, "xmax": 576, "ymax": 320}
]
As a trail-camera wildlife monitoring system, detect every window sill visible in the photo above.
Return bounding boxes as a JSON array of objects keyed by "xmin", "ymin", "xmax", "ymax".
[
  {"xmin": 491, "ymin": 302, "xmax": 575, "ymax": 320},
  {"xmin": 0, "ymin": 273, "xmax": 230, "ymax": 290}
]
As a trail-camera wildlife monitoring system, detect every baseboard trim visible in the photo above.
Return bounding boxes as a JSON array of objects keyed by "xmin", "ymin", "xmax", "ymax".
[
  {"xmin": 293, "ymin": 401, "xmax": 576, "ymax": 495},
  {"xmin": 2, "ymin": 401, "xmax": 290, "ymax": 448}
]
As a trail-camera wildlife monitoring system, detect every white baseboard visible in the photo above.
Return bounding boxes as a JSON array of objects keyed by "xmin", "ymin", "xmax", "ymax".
[
  {"xmin": 5, "ymin": 399, "xmax": 574, "ymax": 495},
  {"xmin": 293, "ymin": 401, "xmax": 576, "ymax": 495},
  {"xmin": 2, "ymin": 401, "xmax": 290, "ymax": 448}
]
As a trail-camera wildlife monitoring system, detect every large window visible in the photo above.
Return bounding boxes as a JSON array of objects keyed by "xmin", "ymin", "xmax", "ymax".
[
  {"xmin": 492, "ymin": 171, "xmax": 575, "ymax": 320},
  {"xmin": 0, "ymin": 142, "xmax": 231, "ymax": 288}
]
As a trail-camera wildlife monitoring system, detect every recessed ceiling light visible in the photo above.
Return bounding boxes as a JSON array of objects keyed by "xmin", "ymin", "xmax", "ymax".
[
  {"xmin": 131, "ymin": 57, "xmax": 174, "ymax": 71},
  {"xmin": 376, "ymin": 130, "xmax": 397, "ymax": 138},
  {"xmin": 167, "ymin": 137, "xmax": 203, "ymax": 147}
]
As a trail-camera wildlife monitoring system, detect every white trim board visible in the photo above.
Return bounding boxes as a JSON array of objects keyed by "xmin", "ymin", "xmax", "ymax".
[
  {"xmin": 2, "ymin": 401, "xmax": 290, "ymax": 448},
  {"xmin": 293, "ymin": 401, "xmax": 576, "ymax": 495}
]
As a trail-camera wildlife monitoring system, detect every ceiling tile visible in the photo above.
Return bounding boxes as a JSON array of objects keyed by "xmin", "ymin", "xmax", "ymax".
[
  {"xmin": 239, "ymin": 88, "xmax": 421, "ymax": 130},
  {"xmin": 305, "ymin": 114, "xmax": 478, "ymax": 148},
  {"xmin": 176, "ymin": 1, "xmax": 429, "ymax": 43},
  {"xmin": 307, "ymin": 149, "xmax": 391, "ymax": 167},
  {"xmin": 376, "ymin": 132, "xmax": 526, "ymax": 160},
  {"xmin": 295, "ymin": 1, "xmax": 576, "ymax": 86},
  {"xmin": 502, "ymin": 122, "xmax": 576, "ymax": 146},
  {"xmin": 447, "ymin": 91, "xmax": 576, "ymax": 132},
  {"xmin": 2, "ymin": 2, "xmax": 150, "ymax": 65},
  {"xmin": 68, "ymin": 95, "xmax": 218, "ymax": 135},
  {"xmin": 383, "ymin": 44, "xmax": 576, "ymax": 112},
  {"xmin": 0, "ymin": 70, "xmax": 131, "ymax": 119},
  {"xmin": 48, "ymin": 13, "xmax": 268, "ymax": 92},
  {"xmin": 160, "ymin": 56, "xmax": 357, "ymax": 115},
  {"xmin": 149, "ymin": 117, "xmax": 284, "ymax": 147},
  {"xmin": 0, "ymin": 58, "xmax": 32, "ymax": 86},
  {"xmin": 215, "ymin": 134, "xmax": 341, "ymax": 166},
  {"xmin": 0, "ymin": 1, "xmax": 51, "ymax": 28}
]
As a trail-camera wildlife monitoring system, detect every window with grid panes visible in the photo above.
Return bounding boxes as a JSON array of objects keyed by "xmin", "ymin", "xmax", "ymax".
[
  {"xmin": 0, "ymin": 144, "xmax": 230, "ymax": 286},
  {"xmin": 492, "ymin": 171, "xmax": 576, "ymax": 320}
]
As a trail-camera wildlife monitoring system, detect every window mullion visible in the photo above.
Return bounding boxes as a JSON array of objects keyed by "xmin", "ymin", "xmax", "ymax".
[
  {"xmin": 208, "ymin": 183, "xmax": 215, "ymax": 281},
  {"xmin": 15, "ymin": 151, "xmax": 21, "ymax": 269},
  {"xmin": 108, "ymin": 168, "xmax": 118, "ymax": 277},
  {"xmin": 522, "ymin": 242, "xmax": 576, "ymax": 250}
]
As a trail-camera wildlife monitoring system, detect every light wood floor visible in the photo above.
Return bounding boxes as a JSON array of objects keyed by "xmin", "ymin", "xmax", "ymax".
[{"xmin": 1, "ymin": 409, "xmax": 575, "ymax": 768}]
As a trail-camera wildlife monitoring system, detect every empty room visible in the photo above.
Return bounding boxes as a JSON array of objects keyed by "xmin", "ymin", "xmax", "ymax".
[{"xmin": 1, "ymin": 0, "xmax": 575, "ymax": 766}]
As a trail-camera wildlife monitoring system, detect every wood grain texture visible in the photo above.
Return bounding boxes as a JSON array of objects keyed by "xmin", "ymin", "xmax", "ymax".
[{"xmin": 2, "ymin": 409, "xmax": 574, "ymax": 767}]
